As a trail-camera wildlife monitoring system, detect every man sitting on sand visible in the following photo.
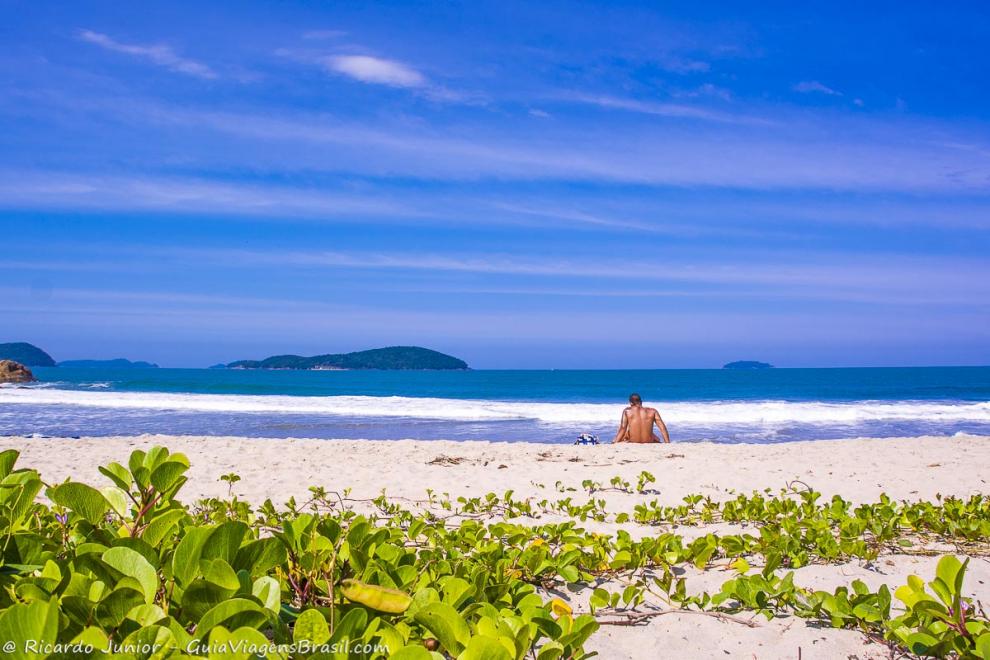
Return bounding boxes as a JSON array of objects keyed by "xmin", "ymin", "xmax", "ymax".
[{"xmin": 613, "ymin": 393, "xmax": 671, "ymax": 444}]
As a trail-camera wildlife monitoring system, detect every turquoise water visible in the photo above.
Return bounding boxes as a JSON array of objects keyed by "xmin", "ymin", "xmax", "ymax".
[{"xmin": 2, "ymin": 366, "xmax": 989, "ymax": 443}]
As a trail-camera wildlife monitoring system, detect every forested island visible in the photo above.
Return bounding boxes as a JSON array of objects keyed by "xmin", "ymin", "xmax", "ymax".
[
  {"xmin": 226, "ymin": 346, "xmax": 468, "ymax": 370},
  {"xmin": 723, "ymin": 360, "xmax": 774, "ymax": 369}
]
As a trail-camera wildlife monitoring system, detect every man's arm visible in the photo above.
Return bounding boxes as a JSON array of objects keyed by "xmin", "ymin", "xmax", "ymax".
[
  {"xmin": 653, "ymin": 410, "xmax": 671, "ymax": 443},
  {"xmin": 613, "ymin": 409, "xmax": 629, "ymax": 443}
]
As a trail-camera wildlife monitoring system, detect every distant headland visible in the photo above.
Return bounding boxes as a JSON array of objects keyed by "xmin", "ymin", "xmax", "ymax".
[
  {"xmin": 0, "ymin": 342, "xmax": 56, "ymax": 367},
  {"xmin": 723, "ymin": 360, "xmax": 774, "ymax": 370},
  {"xmin": 59, "ymin": 359, "xmax": 159, "ymax": 369},
  {"xmin": 0, "ymin": 342, "xmax": 159, "ymax": 369},
  {"xmin": 225, "ymin": 346, "xmax": 468, "ymax": 371}
]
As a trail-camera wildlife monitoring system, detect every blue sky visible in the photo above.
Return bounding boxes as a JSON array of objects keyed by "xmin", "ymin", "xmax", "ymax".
[{"xmin": 2, "ymin": 0, "xmax": 989, "ymax": 368}]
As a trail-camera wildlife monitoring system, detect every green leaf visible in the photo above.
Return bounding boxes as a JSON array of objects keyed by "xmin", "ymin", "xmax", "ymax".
[
  {"xmin": 195, "ymin": 598, "xmax": 268, "ymax": 639},
  {"xmin": 141, "ymin": 508, "xmax": 186, "ymax": 546},
  {"xmin": 440, "ymin": 577, "xmax": 473, "ymax": 608},
  {"xmin": 71, "ymin": 626, "xmax": 110, "ymax": 653},
  {"xmin": 535, "ymin": 640, "xmax": 564, "ymax": 660},
  {"xmin": 96, "ymin": 587, "xmax": 146, "ymax": 628},
  {"xmin": 172, "ymin": 525, "xmax": 214, "ymax": 585},
  {"xmin": 201, "ymin": 558, "xmax": 240, "ymax": 592},
  {"xmin": 0, "ymin": 599, "xmax": 59, "ymax": 660},
  {"xmin": 150, "ymin": 460, "xmax": 188, "ymax": 494},
  {"xmin": 99, "ymin": 462, "xmax": 132, "ymax": 491},
  {"xmin": 329, "ymin": 607, "xmax": 368, "ymax": 645},
  {"xmin": 126, "ymin": 603, "xmax": 168, "ymax": 627},
  {"xmin": 128, "ymin": 450, "xmax": 148, "ymax": 486},
  {"xmin": 974, "ymin": 633, "xmax": 990, "ymax": 660},
  {"xmin": 207, "ymin": 626, "xmax": 273, "ymax": 660},
  {"xmin": 202, "ymin": 521, "xmax": 249, "ymax": 565},
  {"xmin": 49, "ymin": 482, "xmax": 111, "ymax": 524},
  {"xmin": 102, "ymin": 546, "xmax": 159, "ymax": 602},
  {"xmin": 460, "ymin": 635, "xmax": 513, "ymax": 660},
  {"xmin": 391, "ymin": 647, "xmax": 436, "ymax": 660},
  {"xmin": 0, "ymin": 449, "xmax": 18, "ymax": 479},
  {"xmin": 233, "ymin": 537, "xmax": 287, "ymax": 576},
  {"xmin": 120, "ymin": 625, "xmax": 178, "ymax": 660},
  {"xmin": 293, "ymin": 608, "xmax": 330, "ymax": 645},
  {"xmin": 558, "ymin": 565, "xmax": 580, "ymax": 583},
  {"xmin": 252, "ymin": 576, "xmax": 280, "ymax": 613},
  {"xmin": 414, "ymin": 602, "xmax": 471, "ymax": 656},
  {"xmin": 0, "ymin": 471, "xmax": 42, "ymax": 526},
  {"xmin": 906, "ymin": 631, "xmax": 940, "ymax": 655},
  {"xmin": 101, "ymin": 487, "xmax": 131, "ymax": 518},
  {"xmin": 935, "ymin": 555, "xmax": 964, "ymax": 595}
]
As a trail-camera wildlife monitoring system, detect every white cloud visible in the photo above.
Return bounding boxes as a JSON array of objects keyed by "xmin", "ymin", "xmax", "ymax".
[
  {"xmin": 79, "ymin": 30, "xmax": 216, "ymax": 79},
  {"xmin": 793, "ymin": 80, "xmax": 841, "ymax": 96},
  {"xmin": 323, "ymin": 54, "xmax": 426, "ymax": 88}
]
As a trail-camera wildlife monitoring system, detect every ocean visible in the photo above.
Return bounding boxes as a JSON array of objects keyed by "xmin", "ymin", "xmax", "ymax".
[{"xmin": 2, "ymin": 366, "xmax": 989, "ymax": 444}]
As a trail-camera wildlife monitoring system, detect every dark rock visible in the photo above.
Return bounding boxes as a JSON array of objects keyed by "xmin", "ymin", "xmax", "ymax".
[{"xmin": 0, "ymin": 360, "xmax": 36, "ymax": 383}]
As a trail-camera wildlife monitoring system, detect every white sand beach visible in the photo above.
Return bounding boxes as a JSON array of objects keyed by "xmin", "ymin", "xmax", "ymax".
[{"xmin": 3, "ymin": 433, "xmax": 988, "ymax": 659}]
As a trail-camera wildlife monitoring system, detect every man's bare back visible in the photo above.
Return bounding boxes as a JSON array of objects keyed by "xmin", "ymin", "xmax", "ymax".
[{"xmin": 613, "ymin": 393, "xmax": 671, "ymax": 444}]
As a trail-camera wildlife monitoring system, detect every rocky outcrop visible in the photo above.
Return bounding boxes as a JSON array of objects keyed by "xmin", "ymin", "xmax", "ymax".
[{"xmin": 0, "ymin": 360, "xmax": 35, "ymax": 383}]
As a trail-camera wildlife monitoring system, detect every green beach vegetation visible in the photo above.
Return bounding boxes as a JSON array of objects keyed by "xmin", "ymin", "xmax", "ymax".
[{"xmin": 0, "ymin": 448, "xmax": 988, "ymax": 658}]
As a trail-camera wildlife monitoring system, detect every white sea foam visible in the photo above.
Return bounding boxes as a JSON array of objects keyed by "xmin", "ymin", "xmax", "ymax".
[{"xmin": 2, "ymin": 388, "xmax": 988, "ymax": 426}]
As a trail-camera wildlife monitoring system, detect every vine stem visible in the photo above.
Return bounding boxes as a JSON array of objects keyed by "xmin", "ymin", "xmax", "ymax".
[{"xmin": 589, "ymin": 607, "xmax": 760, "ymax": 628}]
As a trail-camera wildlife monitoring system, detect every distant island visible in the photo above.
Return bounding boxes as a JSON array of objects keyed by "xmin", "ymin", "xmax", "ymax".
[
  {"xmin": 226, "ymin": 346, "xmax": 468, "ymax": 370},
  {"xmin": 0, "ymin": 342, "xmax": 56, "ymax": 367},
  {"xmin": 723, "ymin": 360, "xmax": 774, "ymax": 370},
  {"xmin": 59, "ymin": 359, "xmax": 159, "ymax": 369}
]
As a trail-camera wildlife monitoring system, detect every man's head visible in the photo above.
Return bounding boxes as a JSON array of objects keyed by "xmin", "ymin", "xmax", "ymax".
[{"xmin": 629, "ymin": 393, "xmax": 642, "ymax": 406}]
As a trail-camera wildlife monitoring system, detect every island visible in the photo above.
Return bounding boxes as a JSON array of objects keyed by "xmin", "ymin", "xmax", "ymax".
[
  {"xmin": 225, "ymin": 346, "xmax": 468, "ymax": 370},
  {"xmin": 58, "ymin": 359, "xmax": 159, "ymax": 369},
  {"xmin": 0, "ymin": 342, "xmax": 56, "ymax": 367},
  {"xmin": 723, "ymin": 360, "xmax": 774, "ymax": 370}
]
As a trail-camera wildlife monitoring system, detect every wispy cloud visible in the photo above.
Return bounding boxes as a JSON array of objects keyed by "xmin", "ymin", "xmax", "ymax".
[
  {"xmin": 0, "ymin": 172, "xmax": 416, "ymax": 218},
  {"xmin": 8, "ymin": 241, "xmax": 989, "ymax": 306},
  {"xmin": 558, "ymin": 93, "xmax": 768, "ymax": 125},
  {"xmin": 78, "ymin": 30, "xmax": 216, "ymax": 79},
  {"xmin": 657, "ymin": 54, "xmax": 710, "ymax": 74},
  {"xmin": 12, "ymin": 93, "xmax": 990, "ymax": 193},
  {"xmin": 302, "ymin": 29, "xmax": 347, "ymax": 40},
  {"xmin": 322, "ymin": 54, "xmax": 426, "ymax": 88},
  {"xmin": 793, "ymin": 80, "xmax": 841, "ymax": 96},
  {"xmin": 142, "ymin": 246, "xmax": 990, "ymax": 305}
]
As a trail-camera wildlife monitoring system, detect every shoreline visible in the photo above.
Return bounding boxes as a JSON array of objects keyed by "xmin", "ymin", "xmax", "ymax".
[{"xmin": 3, "ymin": 433, "xmax": 987, "ymax": 658}]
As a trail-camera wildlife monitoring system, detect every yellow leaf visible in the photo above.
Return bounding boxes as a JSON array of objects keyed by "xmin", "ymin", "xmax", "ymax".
[
  {"xmin": 550, "ymin": 598, "xmax": 572, "ymax": 618},
  {"xmin": 730, "ymin": 557, "xmax": 750, "ymax": 574}
]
